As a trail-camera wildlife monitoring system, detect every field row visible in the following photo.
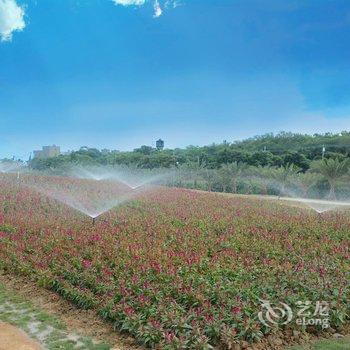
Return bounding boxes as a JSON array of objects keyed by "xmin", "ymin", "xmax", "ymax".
[{"xmin": 0, "ymin": 176, "xmax": 349, "ymax": 348}]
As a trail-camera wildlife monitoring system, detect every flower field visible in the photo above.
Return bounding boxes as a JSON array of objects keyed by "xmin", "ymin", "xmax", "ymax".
[{"xmin": 0, "ymin": 174, "xmax": 349, "ymax": 349}]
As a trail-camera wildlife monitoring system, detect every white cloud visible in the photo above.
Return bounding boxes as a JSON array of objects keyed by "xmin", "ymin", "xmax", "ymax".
[
  {"xmin": 112, "ymin": 0, "xmax": 179, "ymax": 18},
  {"xmin": 153, "ymin": 0, "xmax": 162, "ymax": 17},
  {"xmin": 0, "ymin": 0, "xmax": 25, "ymax": 42},
  {"xmin": 166, "ymin": 0, "xmax": 181, "ymax": 9},
  {"xmin": 112, "ymin": 0, "xmax": 146, "ymax": 5}
]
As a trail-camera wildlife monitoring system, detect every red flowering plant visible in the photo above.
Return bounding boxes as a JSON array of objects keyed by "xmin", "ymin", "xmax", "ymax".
[{"xmin": 0, "ymin": 173, "xmax": 349, "ymax": 348}]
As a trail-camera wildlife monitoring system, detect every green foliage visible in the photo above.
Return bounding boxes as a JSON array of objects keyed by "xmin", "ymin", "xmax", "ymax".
[
  {"xmin": 0, "ymin": 224, "xmax": 16, "ymax": 233},
  {"xmin": 310, "ymin": 158, "xmax": 349, "ymax": 199},
  {"xmin": 289, "ymin": 336, "xmax": 350, "ymax": 350},
  {"xmin": 28, "ymin": 131, "xmax": 350, "ymax": 171}
]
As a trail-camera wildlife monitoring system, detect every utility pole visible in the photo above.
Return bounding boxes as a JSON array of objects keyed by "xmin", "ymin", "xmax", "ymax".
[{"xmin": 322, "ymin": 145, "xmax": 326, "ymax": 160}]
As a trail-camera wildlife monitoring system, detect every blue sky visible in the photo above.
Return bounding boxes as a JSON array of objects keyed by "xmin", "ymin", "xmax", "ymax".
[{"xmin": 0, "ymin": 0, "xmax": 350, "ymax": 159}]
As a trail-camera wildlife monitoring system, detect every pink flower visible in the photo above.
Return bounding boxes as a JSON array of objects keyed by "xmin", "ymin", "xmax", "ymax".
[
  {"xmin": 124, "ymin": 306, "xmax": 135, "ymax": 316},
  {"xmin": 103, "ymin": 267, "xmax": 112, "ymax": 277},
  {"xmin": 165, "ymin": 332, "xmax": 175, "ymax": 342},
  {"xmin": 232, "ymin": 306, "xmax": 241, "ymax": 315},
  {"xmin": 90, "ymin": 234, "xmax": 101, "ymax": 242},
  {"xmin": 82, "ymin": 259, "xmax": 92, "ymax": 269}
]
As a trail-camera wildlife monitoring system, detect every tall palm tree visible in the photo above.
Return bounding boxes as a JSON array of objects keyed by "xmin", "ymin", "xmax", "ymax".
[
  {"xmin": 228, "ymin": 162, "xmax": 245, "ymax": 194},
  {"xmin": 218, "ymin": 164, "xmax": 232, "ymax": 193},
  {"xmin": 249, "ymin": 165, "xmax": 275, "ymax": 195},
  {"xmin": 270, "ymin": 164, "xmax": 300, "ymax": 197},
  {"xmin": 293, "ymin": 172, "xmax": 322, "ymax": 198},
  {"xmin": 201, "ymin": 168, "xmax": 216, "ymax": 192},
  {"xmin": 310, "ymin": 158, "xmax": 349, "ymax": 200}
]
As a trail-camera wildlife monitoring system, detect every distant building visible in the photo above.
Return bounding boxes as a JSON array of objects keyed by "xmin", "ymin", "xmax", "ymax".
[
  {"xmin": 156, "ymin": 139, "xmax": 164, "ymax": 150},
  {"xmin": 33, "ymin": 145, "xmax": 60, "ymax": 159}
]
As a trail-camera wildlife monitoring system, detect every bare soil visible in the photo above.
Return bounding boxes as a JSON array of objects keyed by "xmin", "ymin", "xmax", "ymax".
[{"xmin": 0, "ymin": 322, "xmax": 42, "ymax": 350}]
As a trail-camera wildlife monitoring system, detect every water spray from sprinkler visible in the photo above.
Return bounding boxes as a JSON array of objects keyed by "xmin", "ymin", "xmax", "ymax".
[
  {"xmin": 68, "ymin": 165, "xmax": 172, "ymax": 190},
  {"xmin": 21, "ymin": 174, "xmax": 146, "ymax": 223},
  {"xmin": 279, "ymin": 196, "xmax": 350, "ymax": 213}
]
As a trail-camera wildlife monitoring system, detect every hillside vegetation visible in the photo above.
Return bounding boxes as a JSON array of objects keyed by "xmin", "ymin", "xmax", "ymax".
[
  {"xmin": 21, "ymin": 132, "xmax": 350, "ymax": 200},
  {"xmin": 28, "ymin": 132, "xmax": 350, "ymax": 171}
]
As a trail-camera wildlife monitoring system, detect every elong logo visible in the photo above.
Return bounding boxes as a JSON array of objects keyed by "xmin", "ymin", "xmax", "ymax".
[
  {"xmin": 258, "ymin": 300, "xmax": 293, "ymax": 327},
  {"xmin": 258, "ymin": 299, "xmax": 330, "ymax": 329}
]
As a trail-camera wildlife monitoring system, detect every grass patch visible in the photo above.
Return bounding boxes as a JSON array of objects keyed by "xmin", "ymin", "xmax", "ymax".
[{"xmin": 289, "ymin": 336, "xmax": 350, "ymax": 350}]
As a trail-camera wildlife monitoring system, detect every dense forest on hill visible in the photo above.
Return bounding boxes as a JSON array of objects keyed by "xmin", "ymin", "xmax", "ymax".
[{"xmin": 29, "ymin": 131, "xmax": 350, "ymax": 171}]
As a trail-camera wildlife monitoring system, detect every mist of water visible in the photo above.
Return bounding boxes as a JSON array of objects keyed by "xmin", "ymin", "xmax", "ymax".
[
  {"xmin": 69, "ymin": 166, "xmax": 111, "ymax": 182},
  {"xmin": 21, "ymin": 174, "xmax": 142, "ymax": 219},
  {"xmin": 69, "ymin": 165, "xmax": 171, "ymax": 190},
  {"xmin": 0, "ymin": 161, "xmax": 23, "ymax": 174},
  {"xmin": 9, "ymin": 164, "xmax": 350, "ymax": 219},
  {"xmin": 279, "ymin": 197, "xmax": 350, "ymax": 213},
  {"xmin": 13, "ymin": 165, "xmax": 171, "ymax": 221},
  {"xmin": 244, "ymin": 175, "xmax": 350, "ymax": 213}
]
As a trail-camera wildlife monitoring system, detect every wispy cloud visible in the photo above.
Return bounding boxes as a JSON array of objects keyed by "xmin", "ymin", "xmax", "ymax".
[
  {"xmin": 112, "ymin": 0, "xmax": 146, "ymax": 5},
  {"xmin": 112, "ymin": 0, "xmax": 179, "ymax": 18},
  {"xmin": 153, "ymin": 0, "xmax": 162, "ymax": 18},
  {"xmin": 0, "ymin": 0, "xmax": 25, "ymax": 42}
]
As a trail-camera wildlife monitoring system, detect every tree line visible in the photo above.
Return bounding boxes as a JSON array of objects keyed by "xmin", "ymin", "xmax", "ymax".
[
  {"xmin": 29, "ymin": 131, "xmax": 350, "ymax": 171},
  {"xmin": 23, "ymin": 131, "xmax": 350, "ymax": 200},
  {"xmin": 166, "ymin": 158, "xmax": 350, "ymax": 200}
]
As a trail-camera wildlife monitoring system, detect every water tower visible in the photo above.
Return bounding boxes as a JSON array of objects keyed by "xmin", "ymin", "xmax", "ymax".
[{"xmin": 156, "ymin": 139, "xmax": 164, "ymax": 150}]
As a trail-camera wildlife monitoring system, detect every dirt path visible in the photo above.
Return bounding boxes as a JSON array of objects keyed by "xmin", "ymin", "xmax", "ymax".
[
  {"xmin": 0, "ymin": 273, "xmax": 141, "ymax": 350},
  {"xmin": 0, "ymin": 274, "xmax": 144, "ymax": 349},
  {"xmin": 0, "ymin": 322, "xmax": 42, "ymax": 350}
]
